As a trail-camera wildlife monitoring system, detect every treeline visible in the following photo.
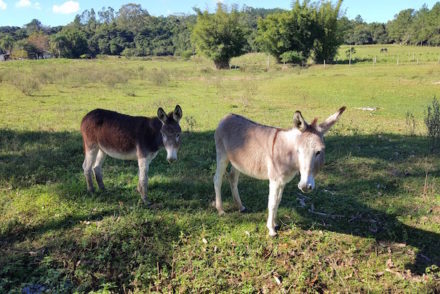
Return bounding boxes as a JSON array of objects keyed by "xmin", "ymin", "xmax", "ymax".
[
  {"xmin": 339, "ymin": 3, "xmax": 440, "ymax": 45},
  {"xmin": 0, "ymin": 4, "xmax": 281, "ymax": 60},
  {"xmin": 0, "ymin": 1, "xmax": 439, "ymax": 64}
]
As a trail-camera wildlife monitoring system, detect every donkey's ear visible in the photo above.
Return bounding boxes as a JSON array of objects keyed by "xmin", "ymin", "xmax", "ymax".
[
  {"xmin": 173, "ymin": 105, "xmax": 182, "ymax": 122},
  {"xmin": 318, "ymin": 106, "xmax": 346, "ymax": 134},
  {"xmin": 293, "ymin": 111, "xmax": 308, "ymax": 132},
  {"xmin": 157, "ymin": 107, "xmax": 167, "ymax": 124}
]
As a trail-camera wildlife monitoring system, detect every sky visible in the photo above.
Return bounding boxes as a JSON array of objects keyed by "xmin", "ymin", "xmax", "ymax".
[{"xmin": 0, "ymin": 0, "xmax": 438, "ymax": 27}]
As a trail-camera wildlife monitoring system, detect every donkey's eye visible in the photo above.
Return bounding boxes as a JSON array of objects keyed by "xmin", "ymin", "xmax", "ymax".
[
  {"xmin": 316, "ymin": 151, "xmax": 321, "ymax": 156},
  {"xmin": 176, "ymin": 134, "xmax": 180, "ymax": 141}
]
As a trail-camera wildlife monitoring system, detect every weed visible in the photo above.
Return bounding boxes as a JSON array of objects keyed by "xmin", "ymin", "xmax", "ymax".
[
  {"xmin": 405, "ymin": 111, "xmax": 417, "ymax": 136},
  {"xmin": 149, "ymin": 68, "xmax": 170, "ymax": 86},
  {"xmin": 424, "ymin": 97, "xmax": 440, "ymax": 149},
  {"xmin": 11, "ymin": 75, "xmax": 41, "ymax": 96},
  {"xmin": 184, "ymin": 116, "xmax": 198, "ymax": 132}
]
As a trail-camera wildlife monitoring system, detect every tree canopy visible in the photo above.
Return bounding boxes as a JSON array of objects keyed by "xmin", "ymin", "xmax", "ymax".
[{"xmin": 191, "ymin": 4, "xmax": 246, "ymax": 69}]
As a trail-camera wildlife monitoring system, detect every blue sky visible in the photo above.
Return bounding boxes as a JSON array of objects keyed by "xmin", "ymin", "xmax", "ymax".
[{"xmin": 0, "ymin": 0, "xmax": 437, "ymax": 27}]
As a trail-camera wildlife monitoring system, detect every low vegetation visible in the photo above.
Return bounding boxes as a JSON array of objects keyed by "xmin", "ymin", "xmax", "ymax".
[
  {"xmin": 0, "ymin": 48, "xmax": 439, "ymax": 292},
  {"xmin": 425, "ymin": 97, "xmax": 440, "ymax": 149}
]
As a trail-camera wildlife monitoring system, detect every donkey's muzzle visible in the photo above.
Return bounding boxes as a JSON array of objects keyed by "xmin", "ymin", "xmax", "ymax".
[{"xmin": 167, "ymin": 157, "xmax": 177, "ymax": 164}]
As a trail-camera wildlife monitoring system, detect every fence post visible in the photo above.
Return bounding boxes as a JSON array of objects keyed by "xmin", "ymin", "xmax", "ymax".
[
  {"xmin": 324, "ymin": 59, "xmax": 326, "ymax": 68},
  {"xmin": 349, "ymin": 46, "xmax": 352, "ymax": 65}
]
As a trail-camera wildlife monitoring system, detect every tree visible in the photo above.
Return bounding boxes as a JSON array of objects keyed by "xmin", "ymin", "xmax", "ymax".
[
  {"xmin": 312, "ymin": 0, "xmax": 343, "ymax": 63},
  {"xmin": 387, "ymin": 9, "xmax": 414, "ymax": 44},
  {"xmin": 0, "ymin": 35, "xmax": 14, "ymax": 54},
  {"xmin": 116, "ymin": 3, "xmax": 149, "ymax": 34},
  {"xmin": 191, "ymin": 3, "xmax": 247, "ymax": 69},
  {"xmin": 258, "ymin": 0, "xmax": 343, "ymax": 64},
  {"xmin": 27, "ymin": 31, "xmax": 49, "ymax": 58},
  {"xmin": 25, "ymin": 19, "xmax": 44, "ymax": 35},
  {"xmin": 50, "ymin": 27, "xmax": 88, "ymax": 58},
  {"xmin": 257, "ymin": 1, "xmax": 316, "ymax": 64}
]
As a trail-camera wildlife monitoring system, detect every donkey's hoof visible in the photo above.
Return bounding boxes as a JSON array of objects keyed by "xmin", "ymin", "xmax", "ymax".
[
  {"xmin": 141, "ymin": 198, "xmax": 152, "ymax": 207},
  {"xmin": 268, "ymin": 230, "xmax": 277, "ymax": 237},
  {"xmin": 218, "ymin": 210, "xmax": 226, "ymax": 216},
  {"xmin": 239, "ymin": 206, "xmax": 247, "ymax": 213}
]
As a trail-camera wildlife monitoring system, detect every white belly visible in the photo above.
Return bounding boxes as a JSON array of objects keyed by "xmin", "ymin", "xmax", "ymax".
[{"xmin": 100, "ymin": 145, "xmax": 138, "ymax": 160}]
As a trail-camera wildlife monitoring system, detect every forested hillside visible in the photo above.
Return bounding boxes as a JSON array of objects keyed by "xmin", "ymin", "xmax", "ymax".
[{"xmin": 0, "ymin": 1, "xmax": 439, "ymax": 61}]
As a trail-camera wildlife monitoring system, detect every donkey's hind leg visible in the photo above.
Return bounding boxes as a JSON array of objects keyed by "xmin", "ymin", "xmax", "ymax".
[
  {"xmin": 228, "ymin": 166, "xmax": 246, "ymax": 212},
  {"xmin": 93, "ymin": 149, "xmax": 107, "ymax": 191},
  {"xmin": 213, "ymin": 150, "xmax": 229, "ymax": 216},
  {"xmin": 83, "ymin": 146, "xmax": 98, "ymax": 193}
]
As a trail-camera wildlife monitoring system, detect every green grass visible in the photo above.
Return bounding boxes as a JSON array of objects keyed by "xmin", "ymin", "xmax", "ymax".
[
  {"xmin": 337, "ymin": 44, "xmax": 440, "ymax": 65},
  {"xmin": 1, "ymin": 49, "xmax": 440, "ymax": 292}
]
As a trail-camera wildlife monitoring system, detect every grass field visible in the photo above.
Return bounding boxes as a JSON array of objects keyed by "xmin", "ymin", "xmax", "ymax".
[{"xmin": 1, "ymin": 46, "xmax": 440, "ymax": 292}]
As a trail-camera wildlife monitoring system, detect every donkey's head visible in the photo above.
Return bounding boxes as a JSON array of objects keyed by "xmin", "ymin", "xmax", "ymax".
[
  {"xmin": 157, "ymin": 105, "xmax": 183, "ymax": 163},
  {"xmin": 293, "ymin": 107, "xmax": 346, "ymax": 193}
]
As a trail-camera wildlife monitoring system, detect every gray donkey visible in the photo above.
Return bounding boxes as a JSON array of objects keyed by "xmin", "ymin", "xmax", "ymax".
[{"xmin": 213, "ymin": 107, "xmax": 346, "ymax": 236}]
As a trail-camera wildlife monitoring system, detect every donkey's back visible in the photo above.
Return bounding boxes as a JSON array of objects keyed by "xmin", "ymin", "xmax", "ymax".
[{"xmin": 215, "ymin": 114, "xmax": 277, "ymax": 180}]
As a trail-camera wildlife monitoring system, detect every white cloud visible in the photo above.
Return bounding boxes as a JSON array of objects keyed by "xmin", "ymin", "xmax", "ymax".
[
  {"xmin": 15, "ymin": 0, "xmax": 41, "ymax": 9},
  {"xmin": 52, "ymin": 1, "xmax": 79, "ymax": 14},
  {"xmin": 0, "ymin": 0, "xmax": 7, "ymax": 10},
  {"xmin": 16, "ymin": 0, "xmax": 31, "ymax": 8}
]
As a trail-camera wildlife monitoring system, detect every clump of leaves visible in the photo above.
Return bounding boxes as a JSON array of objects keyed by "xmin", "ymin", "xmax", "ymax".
[{"xmin": 424, "ymin": 97, "xmax": 440, "ymax": 149}]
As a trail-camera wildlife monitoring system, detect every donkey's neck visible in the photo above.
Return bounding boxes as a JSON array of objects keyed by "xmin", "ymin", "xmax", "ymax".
[
  {"xmin": 271, "ymin": 128, "xmax": 301, "ymax": 173},
  {"xmin": 278, "ymin": 128, "xmax": 302, "ymax": 148}
]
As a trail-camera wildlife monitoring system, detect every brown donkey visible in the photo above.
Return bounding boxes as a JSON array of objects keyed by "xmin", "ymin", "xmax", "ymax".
[
  {"xmin": 214, "ymin": 107, "xmax": 345, "ymax": 236},
  {"xmin": 81, "ymin": 105, "xmax": 182, "ymax": 204}
]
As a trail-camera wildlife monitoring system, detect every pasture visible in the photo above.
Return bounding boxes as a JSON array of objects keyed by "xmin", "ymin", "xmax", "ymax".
[{"xmin": 0, "ymin": 46, "xmax": 440, "ymax": 292}]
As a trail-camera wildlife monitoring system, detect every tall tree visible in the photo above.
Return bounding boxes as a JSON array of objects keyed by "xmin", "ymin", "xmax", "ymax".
[
  {"xmin": 116, "ymin": 3, "xmax": 149, "ymax": 34},
  {"xmin": 312, "ymin": 0, "xmax": 343, "ymax": 63},
  {"xmin": 191, "ymin": 3, "xmax": 247, "ymax": 69},
  {"xmin": 0, "ymin": 35, "xmax": 15, "ymax": 54},
  {"xmin": 257, "ymin": 1, "xmax": 316, "ymax": 63},
  {"xmin": 387, "ymin": 9, "xmax": 415, "ymax": 44},
  {"xmin": 27, "ymin": 31, "xmax": 49, "ymax": 58}
]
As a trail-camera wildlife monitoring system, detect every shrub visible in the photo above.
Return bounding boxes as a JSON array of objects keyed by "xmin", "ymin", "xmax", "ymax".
[
  {"xmin": 425, "ymin": 97, "xmax": 440, "ymax": 149},
  {"xmin": 280, "ymin": 51, "xmax": 305, "ymax": 64},
  {"xmin": 181, "ymin": 49, "xmax": 193, "ymax": 60}
]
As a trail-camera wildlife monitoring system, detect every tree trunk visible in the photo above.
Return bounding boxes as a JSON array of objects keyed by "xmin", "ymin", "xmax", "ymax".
[{"xmin": 214, "ymin": 59, "xmax": 230, "ymax": 69}]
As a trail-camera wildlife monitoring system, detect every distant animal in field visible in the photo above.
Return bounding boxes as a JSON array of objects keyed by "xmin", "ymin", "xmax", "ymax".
[
  {"xmin": 80, "ymin": 105, "xmax": 183, "ymax": 204},
  {"xmin": 213, "ymin": 107, "xmax": 346, "ymax": 236},
  {"xmin": 380, "ymin": 48, "xmax": 388, "ymax": 53}
]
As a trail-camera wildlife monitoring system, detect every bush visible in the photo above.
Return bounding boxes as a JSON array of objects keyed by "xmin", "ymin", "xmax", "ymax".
[
  {"xmin": 425, "ymin": 97, "xmax": 440, "ymax": 149},
  {"xmin": 181, "ymin": 49, "xmax": 193, "ymax": 60},
  {"xmin": 121, "ymin": 48, "xmax": 136, "ymax": 58},
  {"xmin": 280, "ymin": 51, "xmax": 305, "ymax": 64}
]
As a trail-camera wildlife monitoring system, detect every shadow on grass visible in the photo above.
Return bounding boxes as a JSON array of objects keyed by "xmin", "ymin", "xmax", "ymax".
[{"xmin": 1, "ymin": 128, "xmax": 439, "ymax": 291}]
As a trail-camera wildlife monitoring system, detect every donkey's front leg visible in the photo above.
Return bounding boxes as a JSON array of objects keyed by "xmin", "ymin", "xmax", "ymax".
[
  {"xmin": 267, "ymin": 180, "xmax": 285, "ymax": 237},
  {"xmin": 137, "ymin": 157, "xmax": 150, "ymax": 205}
]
